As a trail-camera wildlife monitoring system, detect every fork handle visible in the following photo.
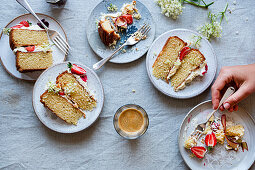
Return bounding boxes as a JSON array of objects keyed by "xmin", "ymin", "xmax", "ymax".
[
  {"xmin": 93, "ymin": 43, "xmax": 126, "ymax": 70},
  {"xmin": 16, "ymin": 0, "xmax": 49, "ymax": 30}
]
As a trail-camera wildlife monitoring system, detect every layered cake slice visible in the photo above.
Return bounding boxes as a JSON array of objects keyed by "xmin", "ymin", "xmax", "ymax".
[
  {"xmin": 152, "ymin": 36, "xmax": 187, "ymax": 81},
  {"xmin": 7, "ymin": 20, "xmax": 53, "ymax": 72},
  {"xmin": 170, "ymin": 49, "xmax": 207, "ymax": 91},
  {"xmin": 14, "ymin": 45, "xmax": 53, "ymax": 72},
  {"xmin": 40, "ymin": 91, "xmax": 83, "ymax": 125},
  {"xmin": 56, "ymin": 71, "xmax": 97, "ymax": 111}
]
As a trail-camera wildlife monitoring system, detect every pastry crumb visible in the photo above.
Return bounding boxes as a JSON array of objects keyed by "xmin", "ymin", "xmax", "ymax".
[{"xmin": 132, "ymin": 89, "xmax": 136, "ymax": 93}]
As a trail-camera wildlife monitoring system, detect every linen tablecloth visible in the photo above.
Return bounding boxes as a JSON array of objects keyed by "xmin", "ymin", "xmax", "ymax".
[{"xmin": 1, "ymin": 0, "xmax": 255, "ymax": 169}]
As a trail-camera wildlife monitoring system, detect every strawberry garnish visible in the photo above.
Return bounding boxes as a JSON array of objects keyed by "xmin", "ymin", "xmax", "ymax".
[
  {"xmin": 205, "ymin": 132, "xmax": 217, "ymax": 151},
  {"xmin": 121, "ymin": 14, "xmax": 133, "ymax": 24},
  {"xmin": 67, "ymin": 62, "xmax": 86, "ymax": 75},
  {"xmin": 225, "ymin": 135, "xmax": 239, "ymax": 150},
  {"xmin": 202, "ymin": 64, "xmax": 208, "ymax": 75},
  {"xmin": 25, "ymin": 46, "xmax": 35, "ymax": 52},
  {"xmin": 58, "ymin": 91, "xmax": 65, "ymax": 95},
  {"xmin": 190, "ymin": 146, "xmax": 207, "ymax": 159},
  {"xmin": 80, "ymin": 75, "xmax": 87, "ymax": 82},
  {"xmin": 11, "ymin": 25, "xmax": 23, "ymax": 29},
  {"xmin": 19, "ymin": 20, "xmax": 30, "ymax": 27},
  {"xmin": 179, "ymin": 46, "xmax": 191, "ymax": 61},
  {"xmin": 221, "ymin": 114, "xmax": 226, "ymax": 132}
]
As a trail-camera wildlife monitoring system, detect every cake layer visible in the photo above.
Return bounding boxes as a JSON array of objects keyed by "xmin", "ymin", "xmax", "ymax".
[
  {"xmin": 152, "ymin": 36, "xmax": 187, "ymax": 81},
  {"xmin": 9, "ymin": 29, "xmax": 49, "ymax": 49},
  {"xmin": 16, "ymin": 51, "xmax": 53, "ymax": 72},
  {"xmin": 170, "ymin": 49, "xmax": 205, "ymax": 91},
  {"xmin": 40, "ymin": 91, "xmax": 83, "ymax": 125},
  {"xmin": 56, "ymin": 71, "xmax": 97, "ymax": 111},
  {"xmin": 98, "ymin": 20, "xmax": 120, "ymax": 46}
]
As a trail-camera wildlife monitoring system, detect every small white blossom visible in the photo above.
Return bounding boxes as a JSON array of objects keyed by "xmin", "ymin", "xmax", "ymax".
[
  {"xmin": 156, "ymin": 0, "xmax": 184, "ymax": 19},
  {"xmin": 189, "ymin": 35, "xmax": 202, "ymax": 49},
  {"xmin": 198, "ymin": 21, "xmax": 222, "ymax": 40},
  {"xmin": 107, "ymin": 3, "xmax": 118, "ymax": 12},
  {"xmin": 2, "ymin": 28, "xmax": 11, "ymax": 35},
  {"xmin": 47, "ymin": 81, "xmax": 61, "ymax": 93}
]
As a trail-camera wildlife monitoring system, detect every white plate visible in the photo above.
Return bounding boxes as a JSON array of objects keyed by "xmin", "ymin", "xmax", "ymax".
[
  {"xmin": 146, "ymin": 29, "xmax": 217, "ymax": 99},
  {"xmin": 87, "ymin": 0, "xmax": 155, "ymax": 63},
  {"xmin": 179, "ymin": 100, "xmax": 255, "ymax": 170},
  {"xmin": 0, "ymin": 13, "xmax": 67, "ymax": 81},
  {"xmin": 32, "ymin": 62, "xmax": 104, "ymax": 133}
]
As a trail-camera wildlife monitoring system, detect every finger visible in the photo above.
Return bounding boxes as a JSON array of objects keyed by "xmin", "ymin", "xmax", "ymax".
[{"xmin": 224, "ymin": 84, "xmax": 252, "ymax": 108}]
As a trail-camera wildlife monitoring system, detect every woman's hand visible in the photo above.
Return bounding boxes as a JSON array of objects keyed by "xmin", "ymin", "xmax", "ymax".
[{"xmin": 211, "ymin": 64, "xmax": 255, "ymax": 112}]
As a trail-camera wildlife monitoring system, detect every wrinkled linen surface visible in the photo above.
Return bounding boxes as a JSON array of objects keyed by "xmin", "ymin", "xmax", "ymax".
[{"xmin": 0, "ymin": 0, "xmax": 255, "ymax": 169}]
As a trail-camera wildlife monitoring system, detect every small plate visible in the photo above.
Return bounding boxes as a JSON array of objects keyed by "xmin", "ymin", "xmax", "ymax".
[
  {"xmin": 146, "ymin": 29, "xmax": 217, "ymax": 99},
  {"xmin": 179, "ymin": 100, "xmax": 255, "ymax": 169},
  {"xmin": 87, "ymin": 0, "xmax": 155, "ymax": 63},
  {"xmin": 0, "ymin": 13, "xmax": 67, "ymax": 81},
  {"xmin": 32, "ymin": 62, "xmax": 104, "ymax": 133}
]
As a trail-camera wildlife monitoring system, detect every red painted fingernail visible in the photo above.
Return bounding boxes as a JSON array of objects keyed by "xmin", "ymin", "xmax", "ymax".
[{"xmin": 223, "ymin": 103, "xmax": 230, "ymax": 110}]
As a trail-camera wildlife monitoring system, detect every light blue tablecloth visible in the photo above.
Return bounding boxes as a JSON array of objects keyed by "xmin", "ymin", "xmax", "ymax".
[{"xmin": 0, "ymin": 0, "xmax": 255, "ymax": 169}]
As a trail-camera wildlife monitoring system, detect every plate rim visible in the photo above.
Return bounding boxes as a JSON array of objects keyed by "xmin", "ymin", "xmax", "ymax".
[
  {"xmin": 86, "ymin": 0, "xmax": 156, "ymax": 64},
  {"xmin": 178, "ymin": 100, "xmax": 255, "ymax": 169},
  {"xmin": 146, "ymin": 28, "xmax": 217, "ymax": 99},
  {"xmin": 0, "ymin": 13, "xmax": 68, "ymax": 82},
  {"xmin": 32, "ymin": 61, "xmax": 105, "ymax": 133}
]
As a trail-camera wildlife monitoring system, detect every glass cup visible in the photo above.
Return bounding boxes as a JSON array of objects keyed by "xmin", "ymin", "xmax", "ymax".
[{"xmin": 113, "ymin": 104, "xmax": 149, "ymax": 139}]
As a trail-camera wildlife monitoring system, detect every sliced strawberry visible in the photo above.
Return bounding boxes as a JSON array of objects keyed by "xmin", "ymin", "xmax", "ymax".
[
  {"xmin": 205, "ymin": 132, "xmax": 217, "ymax": 150},
  {"xmin": 67, "ymin": 62, "xmax": 86, "ymax": 75},
  {"xmin": 11, "ymin": 24, "xmax": 23, "ymax": 29},
  {"xmin": 202, "ymin": 64, "xmax": 208, "ymax": 75},
  {"xmin": 121, "ymin": 14, "xmax": 133, "ymax": 24},
  {"xmin": 25, "ymin": 46, "xmax": 35, "ymax": 52},
  {"xmin": 221, "ymin": 114, "xmax": 226, "ymax": 132},
  {"xmin": 115, "ymin": 16, "xmax": 127, "ymax": 29},
  {"xmin": 225, "ymin": 135, "xmax": 239, "ymax": 150},
  {"xmin": 190, "ymin": 146, "xmax": 207, "ymax": 159},
  {"xmin": 179, "ymin": 46, "xmax": 191, "ymax": 61},
  {"xmin": 19, "ymin": 20, "xmax": 29, "ymax": 27},
  {"xmin": 80, "ymin": 75, "xmax": 87, "ymax": 82},
  {"xmin": 58, "ymin": 91, "xmax": 65, "ymax": 95}
]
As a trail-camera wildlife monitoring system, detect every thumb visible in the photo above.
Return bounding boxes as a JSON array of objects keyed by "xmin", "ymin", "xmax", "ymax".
[{"xmin": 223, "ymin": 84, "xmax": 251, "ymax": 110}]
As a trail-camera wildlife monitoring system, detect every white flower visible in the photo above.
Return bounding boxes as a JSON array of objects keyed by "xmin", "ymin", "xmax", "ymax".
[
  {"xmin": 3, "ymin": 28, "xmax": 11, "ymax": 35},
  {"xmin": 198, "ymin": 21, "xmax": 222, "ymax": 40},
  {"xmin": 47, "ymin": 81, "xmax": 61, "ymax": 93},
  {"xmin": 189, "ymin": 35, "xmax": 202, "ymax": 49},
  {"xmin": 107, "ymin": 3, "xmax": 118, "ymax": 12},
  {"xmin": 156, "ymin": 0, "xmax": 183, "ymax": 19}
]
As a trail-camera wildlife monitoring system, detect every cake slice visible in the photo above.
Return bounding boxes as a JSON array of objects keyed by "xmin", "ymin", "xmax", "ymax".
[
  {"xmin": 152, "ymin": 36, "xmax": 187, "ymax": 81},
  {"xmin": 9, "ymin": 28, "xmax": 49, "ymax": 50},
  {"xmin": 170, "ymin": 49, "xmax": 207, "ymax": 91},
  {"xmin": 98, "ymin": 19, "xmax": 120, "ymax": 46},
  {"xmin": 56, "ymin": 71, "xmax": 97, "ymax": 111},
  {"xmin": 40, "ymin": 91, "xmax": 83, "ymax": 125}
]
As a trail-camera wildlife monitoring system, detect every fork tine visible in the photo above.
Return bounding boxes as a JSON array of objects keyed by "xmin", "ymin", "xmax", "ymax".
[
  {"xmin": 142, "ymin": 26, "xmax": 151, "ymax": 36},
  {"xmin": 54, "ymin": 38, "xmax": 68, "ymax": 54},
  {"xmin": 53, "ymin": 39, "xmax": 68, "ymax": 55},
  {"xmin": 55, "ymin": 36, "xmax": 69, "ymax": 52},
  {"xmin": 137, "ymin": 23, "xmax": 147, "ymax": 32},
  {"xmin": 141, "ymin": 27, "xmax": 151, "ymax": 39},
  {"xmin": 56, "ymin": 34, "xmax": 70, "ymax": 49},
  {"xmin": 141, "ymin": 25, "xmax": 150, "ymax": 35}
]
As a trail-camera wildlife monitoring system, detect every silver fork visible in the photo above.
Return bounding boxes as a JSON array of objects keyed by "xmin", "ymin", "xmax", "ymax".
[
  {"xmin": 93, "ymin": 24, "xmax": 151, "ymax": 70},
  {"xmin": 195, "ymin": 86, "xmax": 235, "ymax": 132},
  {"xmin": 16, "ymin": 0, "xmax": 70, "ymax": 55}
]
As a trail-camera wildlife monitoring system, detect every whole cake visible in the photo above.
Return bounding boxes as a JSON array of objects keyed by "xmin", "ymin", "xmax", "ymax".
[
  {"xmin": 6, "ymin": 20, "xmax": 53, "ymax": 72},
  {"xmin": 40, "ymin": 63, "xmax": 97, "ymax": 125}
]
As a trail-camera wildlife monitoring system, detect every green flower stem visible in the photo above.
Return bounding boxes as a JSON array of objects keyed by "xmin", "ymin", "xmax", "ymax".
[
  {"xmin": 220, "ymin": 3, "xmax": 228, "ymax": 24},
  {"xmin": 183, "ymin": 0, "xmax": 214, "ymax": 8}
]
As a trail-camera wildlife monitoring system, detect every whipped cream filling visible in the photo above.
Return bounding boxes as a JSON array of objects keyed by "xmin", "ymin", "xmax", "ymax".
[
  {"xmin": 100, "ymin": 12, "xmax": 121, "ymax": 21},
  {"xmin": 13, "ymin": 45, "xmax": 52, "ymax": 53},
  {"xmin": 175, "ymin": 61, "xmax": 207, "ymax": 91},
  {"xmin": 73, "ymin": 74, "xmax": 96, "ymax": 100},
  {"xmin": 13, "ymin": 24, "xmax": 44, "ymax": 30},
  {"xmin": 167, "ymin": 58, "xmax": 181, "ymax": 79}
]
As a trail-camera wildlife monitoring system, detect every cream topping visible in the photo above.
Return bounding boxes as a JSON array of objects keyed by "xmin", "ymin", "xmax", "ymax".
[
  {"xmin": 175, "ymin": 61, "xmax": 207, "ymax": 91},
  {"xmin": 167, "ymin": 58, "xmax": 181, "ymax": 79},
  {"xmin": 13, "ymin": 24, "xmax": 44, "ymax": 30}
]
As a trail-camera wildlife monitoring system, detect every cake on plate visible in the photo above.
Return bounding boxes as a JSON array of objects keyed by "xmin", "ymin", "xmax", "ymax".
[
  {"xmin": 40, "ymin": 63, "xmax": 97, "ymax": 125},
  {"xmin": 6, "ymin": 20, "xmax": 53, "ymax": 72}
]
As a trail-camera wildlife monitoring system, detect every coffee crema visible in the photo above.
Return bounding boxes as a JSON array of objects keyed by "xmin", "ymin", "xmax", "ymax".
[{"xmin": 118, "ymin": 108, "xmax": 144, "ymax": 132}]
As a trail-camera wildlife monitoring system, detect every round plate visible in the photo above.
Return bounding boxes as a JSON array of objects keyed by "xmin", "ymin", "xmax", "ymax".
[
  {"xmin": 0, "ymin": 13, "xmax": 67, "ymax": 81},
  {"xmin": 179, "ymin": 100, "xmax": 255, "ymax": 169},
  {"xmin": 32, "ymin": 62, "xmax": 104, "ymax": 133},
  {"xmin": 87, "ymin": 0, "xmax": 155, "ymax": 63},
  {"xmin": 146, "ymin": 29, "xmax": 217, "ymax": 99}
]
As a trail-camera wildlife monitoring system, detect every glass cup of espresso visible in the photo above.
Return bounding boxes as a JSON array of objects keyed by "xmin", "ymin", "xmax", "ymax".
[{"xmin": 113, "ymin": 104, "xmax": 149, "ymax": 139}]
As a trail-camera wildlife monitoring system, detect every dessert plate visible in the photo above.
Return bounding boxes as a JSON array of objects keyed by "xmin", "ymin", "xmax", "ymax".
[
  {"xmin": 87, "ymin": 0, "xmax": 155, "ymax": 64},
  {"xmin": 32, "ymin": 62, "xmax": 104, "ymax": 133},
  {"xmin": 146, "ymin": 29, "xmax": 217, "ymax": 99},
  {"xmin": 179, "ymin": 100, "xmax": 255, "ymax": 170},
  {"xmin": 0, "ymin": 13, "xmax": 67, "ymax": 81}
]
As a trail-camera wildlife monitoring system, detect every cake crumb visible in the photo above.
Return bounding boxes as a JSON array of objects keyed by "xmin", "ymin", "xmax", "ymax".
[
  {"xmin": 233, "ymin": 0, "xmax": 236, "ymax": 5},
  {"xmin": 246, "ymin": 17, "xmax": 249, "ymax": 21},
  {"xmin": 235, "ymin": 31, "xmax": 239, "ymax": 35},
  {"xmin": 121, "ymin": 49, "xmax": 127, "ymax": 53},
  {"xmin": 132, "ymin": 89, "xmax": 136, "ymax": 93},
  {"xmin": 135, "ymin": 48, "xmax": 138, "ymax": 51}
]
